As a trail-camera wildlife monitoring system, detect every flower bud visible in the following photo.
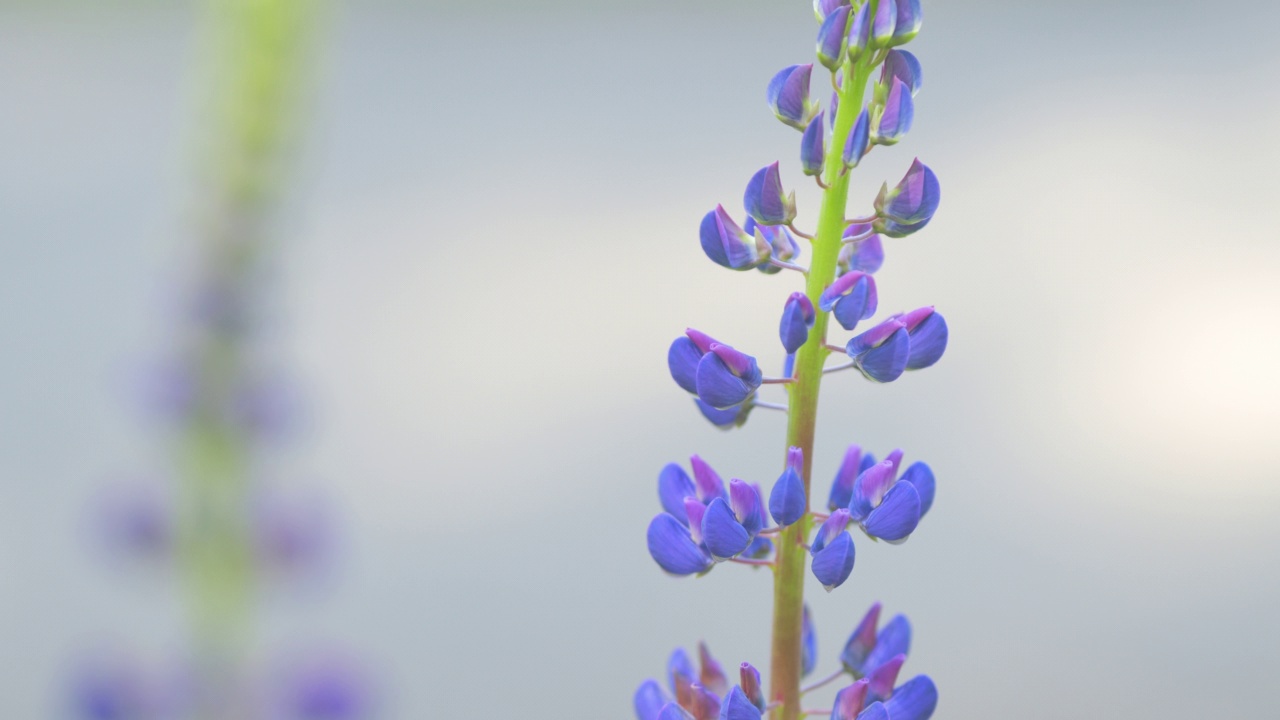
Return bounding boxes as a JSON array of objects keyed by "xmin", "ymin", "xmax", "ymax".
[
  {"xmin": 881, "ymin": 49, "xmax": 922, "ymax": 97},
  {"xmin": 846, "ymin": 319, "xmax": 910, "ymax": 383},
  {"xmin": 871, "ymin": 79, "xmax": 913, "ymax": 145},
  {"xmin": 658, "ymin": 463, "xmax": 696, "ymax": 525},
  {"xmin": 690, "ymin": 455, "xmax": 727, "ymax": 503},
  {"xmin": 779, "ymin": 293, "xmax": 817, "ymax": 354},
  {"xmin": 811, "ymin": 528, "xmax": 856, "ymax": 591},
  {"xmin": 882, "ymin": 676, "xmax": 938, "ymax": 720},
  {"xmin": 814, "ymin": 0, "xmax": 850, "ymax": 23},
  {"xmin": 820, "ymin": 271, "xmax": 878, "ymax": 332},
  {"xmin": 698, "ymin": 642, "xmax": 729, "ymax": 696},
  {"xmin": 800, "ymin": 112, "xmax": 827, "ymax": 177},
  {"xmin": 816, "ymin": 5, "xmax": 852, "ymax": 71},
  {"xmin": 802, "ymin": 604, "xmax": 818, "ymax": 677},
  {"xmin": 696, "ymin": 343, "xmax": 764, "ymax": 410},
  {"xmin": 876, "ymin": 159, "xmax": 939, "ymax": 227},
  {"xmin": 769, "ymin": 453, "xmax": 807, "ymax": 527},
  {"xmin": 894, "ymin": 306, "xmax": 948, "ymax": 370},
  {"xmin": 899, "ymin": 461, "xmax": 935, "ymax": 517},
  {"xmin": 832, "ymin": 679, "xmax": 870, "ymax": 720},
  {"xmin": 840, "ymin": 602, "xmax": 883, "ymax": 672},
  {"xmin": 766, "ymin": 64, "xmax": 819, "ymax": 130},
  {"xmin": 701, "ymin": 204, "xmax": 769, "ymax": 271},
  {"xmin": 871, "ymin": 0, "xmax": 897, "ymax": 48},
  {"xmin": 843, "ymin": 110, "xmax": 871, "ymax": 169},
  {"xmin": 648, "ymin": 513, "xmax": 714, "ymax": 576},
  {"xmin": 719, "ymin": 686, "xmax": 763, "ymax": 720},
  {"xmin": 744, "ymin": 162, "xmax": 798, "ymax": 226},
  {"xmin": 847, "ymin": 2, "xmax": 871, "ymax": 61},
  {"xmin": 740, "ymin": 664, "xmax": 766, "ymax": 711},
  {"xmin": 888, "ymin": 0, "xmax": 922, "ymax": 47},
  {"xmin": 635, "ymin": 679, "xmax": 672, "ymax": 720},
  {"xmin": 729, "ymin": 478, "xmax": 766, "ymax": 536}
]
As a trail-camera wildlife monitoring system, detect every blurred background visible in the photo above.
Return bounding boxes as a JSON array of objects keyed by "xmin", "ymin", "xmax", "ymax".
[{"xmin": 2, "ymin": 0, "xmax": 1278, "ymax": 717}]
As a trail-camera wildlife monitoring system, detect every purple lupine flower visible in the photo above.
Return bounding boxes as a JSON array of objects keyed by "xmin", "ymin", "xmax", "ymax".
[
  {"xmin": 876, "ymin": 159, "xmax": 940, "ymax": 228},
  {"xmin": 690, "ymin": 455, "xmax": 728, "ymax": 503},
  {"xmin": 800, "ymin": 112, "xmax": 827, "ymax": 177},
  {"xmin": 871, "ymin": 79, "xmax": 914, "ymax": 146},
  {"xmin": 881, "ymin": 49, "xmax": 923, "ymax": 97},
  {"xmin": 810, "ymin": 509, "xmax": 856, "ymax": 590},
  {"xmin": 819, "ymin": 270, "xmax": 878, "ymax": 331},
  {"xmin": 882, "ymin": 676, "xmax": 938, "ymax": 720},
  {"xmin": 695, "ymin": 343, "xmax": 763, "ymax": 410},
  {"xmin": 769, "ymin": 446, "xmax": 808, "ymax": 526},
  {"xmin": 861, "ymin": 614, "xmax": 912, "ymax": 677},
  {"xmin": 739, "ymin": 664, "xmax": 765, "ymax": 711},
  {"xmin": 846, "ymin": 2, "xmax": 871, "ymax": 61},
  {"xmin": 889, "ymin": 0, "xmax": 923, "ymax": 47},
  {"xmin": 893, "ymin": 306, "xmax": 948, "ymax": 370},
  {"xmin": 635, "ymin": 679, "xmax": 672, "ymax": 720},
  {"xmin": 702, "ymin": 480, "xmax": 766, "ymax": 560},
  {"xmin": 647, "ymin": 512, "xmax": 714, "ymax": 575},
  {"xmin": 278, "ymin": 656, "xmax": 371, "ymax": 720},
  {"xmin": 831, "ymin": 679, "xmax": 870, "ymax": 720},
  {"xmin": 698, "ymin": 642, "xmax": 730, "ymax": 696},
  {"xmin": 870, "ymin": 0, "xmax": 897, "ymax": 48},
  {"xmin": 840, "ymin": 602, "xmax": 883, "ymax": 672},
  {"xmin": 845, "ymin": 319, "xmax": 911, "ymax": 383},
  {"xmin": 745, "ymin": 217, "xmax": 801, "ymax": 275},
  {"xmin": 802, "ymin": 603, "xmax": 818, "ymax": 677},
  {"xmin": 658, "ymin": 463, "xmax": 697, "ymax": 524},
  {"xmin": 850, "ymin": 457, "xmax": 924, "ymax": 542},
  {"xmin": 865, "ymin": 654, "xmax": 906, "ymax": 703},
  {"xmin": 766, "ymin": 65, "xmax": 818, "ymax": 130},
  {"xmin": 779, "ymin": 293, "xmax": 816, "ymax": 354},
  {"xmin": 816, "ymin": 4, "xmax": 852, "ymax": 71},
  {"xmin": 813, "ymin": 0, "xmax": 849, "ymax": 23},
  {"xmin": 839, "ymin": 232, "xmax": 884, "ymax": 275},
  {"xmin": 719, "ymin": 686, "xmax": 763, "ymax": 720},
  {"xmin": 843, "ymin": 110, "xmax": 871, "ymax": 169},
  {"xmin": 669, "ymin": 329, "xmax": 717, "ymax": 394},
  {"xmin": 700, "ymin": 205, "xmax": 770, "ymax": 271},
  {"xmin": 695, "ymin": 396, "xmax": 755, "ymax": 430},
  {"xmin": 834, "ymin": 440, "xmax": 875, "ymax": 507},
  {"xmin": 743, "ymin": 162, "xmax": 798, "ymax": 226},
  {"xmin": 899, "ymin": 461, "xmax": 936, "ymax": 516}
]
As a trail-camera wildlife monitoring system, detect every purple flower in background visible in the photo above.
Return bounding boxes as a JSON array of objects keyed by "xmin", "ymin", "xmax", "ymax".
[
  {"xmin": 277, "ymin": 655, "xmax": 372, "ymax": 720},
  {"xmin": 744, "ymin": 162, "xmax": 798, "ymax": 226},
  {"xmin": 253, "ymin": 491, "xmax": 332, "ymax": 580}
]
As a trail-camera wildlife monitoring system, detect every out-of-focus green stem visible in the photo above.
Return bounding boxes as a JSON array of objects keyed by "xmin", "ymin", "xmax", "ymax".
[
  {"xmin": 174, "ymin": 1, "xmax": 317, "ymax": 717},
  {"xmin": 768, "ymin": 50, "xmax": 873, "ymax": 720}
]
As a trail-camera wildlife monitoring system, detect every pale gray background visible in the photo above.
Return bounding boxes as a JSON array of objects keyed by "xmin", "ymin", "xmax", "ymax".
[{"xmin": 2, "ymin": 1, "xmax": 1278, "ymax": 718}]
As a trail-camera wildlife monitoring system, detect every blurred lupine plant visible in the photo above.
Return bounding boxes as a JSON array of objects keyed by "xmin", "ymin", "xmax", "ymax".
[
  {"xmin": 641, "ymin": 2, "xmax": 944, "ymax": 719},
  {"xmin": 73, "ymin": 1, "xmax": 372, "ymax": 718}
]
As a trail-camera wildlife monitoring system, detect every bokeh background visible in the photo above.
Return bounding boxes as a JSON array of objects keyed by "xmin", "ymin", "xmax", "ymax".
[{"xmin": 2, "ymin": 0, "xmax": 1279, "ymax": 717}]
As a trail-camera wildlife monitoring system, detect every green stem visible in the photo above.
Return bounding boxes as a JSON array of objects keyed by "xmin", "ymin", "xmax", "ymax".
[{"xmin": 768, "ymin": 52, "xmax": 873, "ymax": 720}]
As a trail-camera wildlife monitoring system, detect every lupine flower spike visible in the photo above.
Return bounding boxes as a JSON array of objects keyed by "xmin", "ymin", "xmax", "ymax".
[{"xmin": 639, "ymin": 3, "xmax": 951, "ymax": 718}]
